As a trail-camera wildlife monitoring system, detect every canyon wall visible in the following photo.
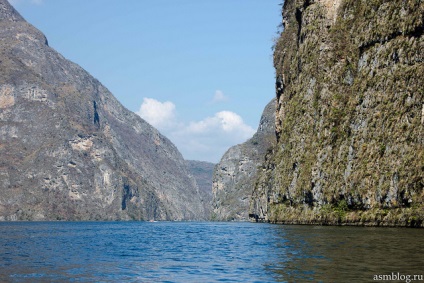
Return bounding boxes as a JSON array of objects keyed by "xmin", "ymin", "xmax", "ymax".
[
  {"xmin": 212, "ymin": 99, "xmax": 276, "ymax": 221},
  {"xmin": 0, "ymin": 0, "xmax": 206, "ymax": 221},
  {"xmin": 250, "ymin": 0, "xmax": 423, "ymax": 227}
]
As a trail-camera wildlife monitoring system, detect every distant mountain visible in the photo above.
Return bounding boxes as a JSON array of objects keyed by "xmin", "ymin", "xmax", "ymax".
[
  {"xmin": 186, "ymin": 160, "xmax": 215, "ymax": 219},
  {"xmin": 212, "ymin": 99, "xmax": 276, "ymax": 221},
  {"xmin": 0, "ymin": 0, "xmax": 206, "ymax": 221}
]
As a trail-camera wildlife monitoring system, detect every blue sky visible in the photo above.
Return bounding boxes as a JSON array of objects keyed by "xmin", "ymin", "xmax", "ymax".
[{"xmin": 10, "ymin": 0, "xmax": 282, "ymax": 163}]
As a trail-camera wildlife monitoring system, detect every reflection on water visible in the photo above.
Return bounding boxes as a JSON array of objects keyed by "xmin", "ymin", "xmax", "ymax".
[
  {"xmin": 268, "ymin": 226, "xmax": 424, "ymax": 282},
  {"xmin": 0, "ymin": 222, "xmax": 423, "ymax": 282}
]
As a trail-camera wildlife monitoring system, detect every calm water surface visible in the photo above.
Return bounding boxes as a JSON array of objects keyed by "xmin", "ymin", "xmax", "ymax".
[{"xmin": 0, "ymin": 222, "xmax": 423, "ymax": 282}]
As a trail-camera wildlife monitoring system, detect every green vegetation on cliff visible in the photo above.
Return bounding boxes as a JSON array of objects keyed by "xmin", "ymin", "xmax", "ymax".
[{"xmin": 251, "ymin": 0, "xmax": 424, "ymax": 227}]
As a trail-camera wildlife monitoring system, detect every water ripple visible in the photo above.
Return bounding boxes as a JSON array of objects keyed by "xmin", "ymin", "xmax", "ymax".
[{"xmin": 0, "ymin": 222, "xmax": 423, "ymax": 282}]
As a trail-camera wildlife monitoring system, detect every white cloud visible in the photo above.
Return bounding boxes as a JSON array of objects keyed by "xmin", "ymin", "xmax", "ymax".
[
  {"xmin": 136, "ymin": 98, "xmax": 176, "ymax": 130},
  {"xmin": 186, "ymin": 111, "xmax": 254, "ymax": 136},
  {"xmin": 212, "ymin": 90, "xmax": 228, "ymax": 103},
  {"xmin": 176, "ymin": 111, "xmax": 256, "ymax": 162},
  {"xmin": 136, "ymin": 98, "xmax": 256, "ymax": 163}
]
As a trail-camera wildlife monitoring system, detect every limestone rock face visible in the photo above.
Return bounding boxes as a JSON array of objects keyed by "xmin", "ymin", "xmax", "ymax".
[
  {"xmin": 186, "ymin": 160, "xmax": 215, "ymax": 219},
  {"xmin": 212, "ymin": 99, "xmax": 276, "ymax": 221},
  {"xmin": 0, "ymin": 0, "xmax": 206, "ymax": 221},
  {"xmin": 251, "ymin": 0, "xmax": 424, "ymax": 226}
]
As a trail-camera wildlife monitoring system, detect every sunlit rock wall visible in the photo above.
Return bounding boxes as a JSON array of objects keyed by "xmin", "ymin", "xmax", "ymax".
[
  {"xmin": 251, "ymin": 0, "xmax": 424, "ymax": 227},
  {"xmin": 0, "ymin": 0, "xmax": 206, "ymax": 221},
  {"xmin": 212, "ymin": 99, "xmax": 276, "ymax": 221}
]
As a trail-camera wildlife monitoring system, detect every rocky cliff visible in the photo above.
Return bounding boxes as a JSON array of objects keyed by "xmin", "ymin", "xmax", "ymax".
[
  {"xmin": 212, "ymin": 99, "xmax": 276, "ymax": 221},
  {"xmin": 186, "ymin": 160, "xmax": 215, "ymax": 219},
  {"xmin": 251, "ymin": 0, "xmax": 423, "ymax": 227},
  {"xmin": 0, "ymin": 0, "xmax": 206, "ymax": 221}
]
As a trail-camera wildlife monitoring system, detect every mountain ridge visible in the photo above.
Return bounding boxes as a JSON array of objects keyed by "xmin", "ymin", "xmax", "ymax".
[{"xmin": 0, "ymin": 0, "xmax": 206, "ymax": 221}]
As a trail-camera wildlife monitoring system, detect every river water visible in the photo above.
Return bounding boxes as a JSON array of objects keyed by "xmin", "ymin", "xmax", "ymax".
[{"xmin": 0, "ymin": 222, "xmax": 423, "ymax": 282}]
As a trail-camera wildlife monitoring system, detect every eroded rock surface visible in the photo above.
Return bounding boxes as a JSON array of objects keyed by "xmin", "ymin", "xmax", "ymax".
[
  {"xmin": 186, "ymin": 160, "xmax": 215, "ymax": 219},
  {"xmin": 0, "ymin": 0, "xmax": 206, "ymax": 221},
  {"xmin": 251, "ymin": 0, "xmax": 424, "ymax": 227},
  {"xmin": 212, "ymin": 99, "xmax": 276, "ymax": 221}
]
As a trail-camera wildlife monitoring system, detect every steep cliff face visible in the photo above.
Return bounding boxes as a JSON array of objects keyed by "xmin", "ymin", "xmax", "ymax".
[
  {"xmin": 186, "ymin": 160, "xmax": 215, "ymax": 218},
  {"xmin": 212, "ymin": 99, "xmax": 276, "ymax": 221},
  {"xmin": 0, "ymin": 0, "xmax": 206, "ymax": 221},
  {"xmin": 251, "ymin": 0, "xmax": 423, "ymax": 226}
]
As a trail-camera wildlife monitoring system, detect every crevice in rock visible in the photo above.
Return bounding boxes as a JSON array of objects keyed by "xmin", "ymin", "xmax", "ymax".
[
  {"xmin": 121, "ymin": 183, "xmax": 130, "ymax": 210},
  {"xmin": 304, "ymin": 189, "xmax": 314, "ymax": 206},
  {"xmin": 359, "ymin": 24, "xmax": 424, "ymax": 55},
  {"xmin": 295, "ymin": 7, "xmax": 303, "ymax": 45},
  {"xmin": 276, "ymin": 76, "xmax": 283, "ymax": 101},
  {"xmin": 93, "ymin": 100, "xmax": 100, "ymax": 127},
  {"xmin": 296, "ymin": 0, "xmax": 313, "ymax": 45}
]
